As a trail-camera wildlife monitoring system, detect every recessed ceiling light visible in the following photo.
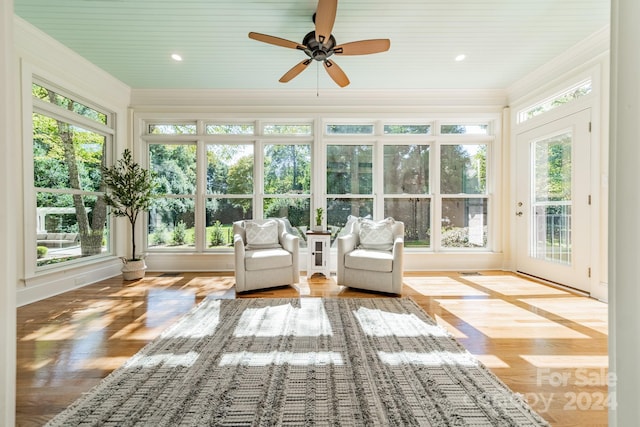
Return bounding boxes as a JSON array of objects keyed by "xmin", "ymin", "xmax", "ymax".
[
  {"xmin": 171, "ymin": 53, "xmax": 183, "ymax": 61},
  {"xmin": 455, "ymin": 54, "xmax": 466, "ymax": 62}
]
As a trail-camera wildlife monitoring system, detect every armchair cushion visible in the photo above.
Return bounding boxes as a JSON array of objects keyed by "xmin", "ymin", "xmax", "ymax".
[
  {"xmin": 245, "ymin": 247, "xmax": 292, "ymax": 271},
  {"xmin": 344, "ymin": 248, "xmax": 393, "ymax": 272},
  {"xmin": 245, "ymin": 220, "xmax": 280, "ymax": 250},
  {"xmin": 358, "ymin": 218, "xmax": 395, "ymax": 251}
]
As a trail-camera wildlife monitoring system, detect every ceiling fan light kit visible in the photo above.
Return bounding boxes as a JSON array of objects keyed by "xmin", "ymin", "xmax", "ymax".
[{"xmin": 248, "ymin": 0, "xmax": 390, "ymax": 88}]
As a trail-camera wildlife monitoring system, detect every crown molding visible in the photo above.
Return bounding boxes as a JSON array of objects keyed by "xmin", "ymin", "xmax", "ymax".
[
  {"xmin": 507, "ymin": 26, "xmax": 610, "ymax": 104},
  {"xmin": 130, "ymin": 88, "xmax": 507, "ymax": 113}
]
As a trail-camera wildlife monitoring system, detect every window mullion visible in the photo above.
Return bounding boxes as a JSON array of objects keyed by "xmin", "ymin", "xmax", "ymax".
[
  {"xmin": 254, "ymin": 140, "xmax": 264, "ymax": 219},
  {"xmin": 195, "ymin": 140, "xmax": 207, "ymax": 252}
]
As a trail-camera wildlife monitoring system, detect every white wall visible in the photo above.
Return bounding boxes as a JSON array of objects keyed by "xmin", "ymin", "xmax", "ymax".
[
  {"xmin": 1, "ymin": 3, "xmax": 18, "ymax": 426},
  {"xmin": 609, "ymin": 0, "xmax": 640, "ymax": 424}
]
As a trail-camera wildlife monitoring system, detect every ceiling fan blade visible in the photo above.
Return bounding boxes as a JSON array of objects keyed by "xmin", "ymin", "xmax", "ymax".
[
  {"xmin": 248, "ymin": 32, "xmax": 306, "ymax": 50},
  {"xmin": 334, "ymin": 39, "xmax": 391, "ymax": 55},
  {"xmin": 315, "ymin": 0, "xmax": 337, "ymax": 45},
  {"xmin": 279, "ymin": 59, "xmax": 313, "ymax": 83},
  {"xmin": 323, "ymin": 59, "xmax": 350, "ymax": 87}
]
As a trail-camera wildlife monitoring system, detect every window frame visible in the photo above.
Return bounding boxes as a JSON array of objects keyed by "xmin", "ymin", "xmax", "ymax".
[
  {"xmin": 30, "ymin": 79, "xmax": 116, "ymax": 272},
  {"xmin": 139, "ymin": 115, "xmax": 497, "ymax": 254}
]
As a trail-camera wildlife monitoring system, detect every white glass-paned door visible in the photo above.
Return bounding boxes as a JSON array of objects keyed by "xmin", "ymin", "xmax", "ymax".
[{"xmin": 516, "ymin": 109, "xmax": 591, "ymax": 292}]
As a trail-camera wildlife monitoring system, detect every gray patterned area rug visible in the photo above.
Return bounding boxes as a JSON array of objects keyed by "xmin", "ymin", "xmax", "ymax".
[{"xmin": 47, "ymin": 297, "xmax": 549, "ymax": 426}]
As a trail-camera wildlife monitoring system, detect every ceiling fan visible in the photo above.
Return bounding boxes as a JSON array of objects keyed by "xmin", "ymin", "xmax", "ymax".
[{"xmin": 248, "ymin": 0, "xmax": 390, "ymax": 88}]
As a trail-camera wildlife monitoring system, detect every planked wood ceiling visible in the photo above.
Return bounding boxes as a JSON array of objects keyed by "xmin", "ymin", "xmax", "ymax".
[{"xmin": 14, "ymin": 0, "xmax": 610, "ymax": 90}]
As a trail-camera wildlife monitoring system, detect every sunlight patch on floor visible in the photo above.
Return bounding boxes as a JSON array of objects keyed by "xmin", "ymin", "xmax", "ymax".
[
  {"xmin": 520, "ymin": 355, "xmax": 608, "ymax": 369},
  {"xmin": 462, "ymin": 275, "xmax": 570, "ymax": 296},
  {"xmin": 404, "ymin": 277, "xmax": 488, "ymax": 296},
  {"xmin": 436, "ymin": 299, "xmax": 590, "ymax": 339},
  {"xmin": 354, "ymin": 307, "xmax": 449, "ymax": 337},
  {"xmin": 234, "ymin": 298, "xmax": 333, "ymax": 337},
  {"xmin": 519, "ymin": 297, "xmax": 608, "ymax": 335},
  {"xmin": 474, "ymin": 354, "xmax": 511, "ymax": 368},
  {"xmin": 80, "ymin": 356, "xmax": 132, "ymax": 370}
]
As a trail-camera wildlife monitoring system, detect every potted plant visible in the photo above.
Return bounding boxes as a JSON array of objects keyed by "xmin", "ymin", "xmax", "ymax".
[
  {"xmin": 313, "ymin": 207, "xmax": 324, "ymax": 232},
  {"xmin": 102, "ymin": 149, "xmax": 158, "ymax": 280}
]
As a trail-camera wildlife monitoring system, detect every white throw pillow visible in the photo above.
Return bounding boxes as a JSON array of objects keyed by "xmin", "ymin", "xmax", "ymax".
[
  {"xmin": 245, "ymin": 220, "xmax": 280, "ymax": 250},
  {"xmin": 358, "ymin": 218, "xmax": 395, "ymax": 251}
]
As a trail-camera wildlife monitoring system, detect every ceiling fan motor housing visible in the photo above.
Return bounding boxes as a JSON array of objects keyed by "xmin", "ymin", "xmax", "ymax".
[{"xmin": 302, "ymin": 31, "xmax": 336, "ymax": 61}]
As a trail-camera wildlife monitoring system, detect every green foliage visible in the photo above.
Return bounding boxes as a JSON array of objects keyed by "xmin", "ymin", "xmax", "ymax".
[
  {"xmin": 33, "ymin": 112, "xmax": 107, "ymax": 198},
  {"xmin": 535, "ymin": 138, "xmax": 571, "ymax": 202},
  {"xmin": 440, "ymin": 145, "xmax": 486, "ymax": 194},
  {"xmin": 151, "ymin": 225, "xmax": 168, "ymax": 245},
  {"xmin": 32, "ymin": 83, "xmax": 107, "ymax": 124},
  {"xmin": 208, "ymin": 221, "xmax": 226, "ymax": 247},
  {"xmin": 102, "ymin": 149, "xmax": 158, "ymax": 260},
  {"xmin": 227, "ymin": 155, "xmax": 254, "ymax": 214},
  {"xmin": 263, "ymin": 144, "xmax": 311, "ymax": 194},
  {"xmin": 326, "ymin": 145, "xmax": 373, "ymax": 195},
  {"xmin": 315, "ymin": 208, "xmax": 324, "ymax": 226},
  {"xmin": 383, "ymin": 144, "xmax": 429, "ymax": 194},
  {"xmin": 36, "ymin": 246, "xmax": 48, "ymax": 259},
  {"xmin": 441, "ymin": 226, "xmax": 487, "ymax": 248},
  {"xmin": 172, "ymin": 220, "xmax": 187, "ymax": 245}
]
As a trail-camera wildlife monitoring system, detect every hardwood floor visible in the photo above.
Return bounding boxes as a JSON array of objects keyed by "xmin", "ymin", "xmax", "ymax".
[{"xmin": 16, "ymin": 271, "xmax": 609, "ymax": 426}]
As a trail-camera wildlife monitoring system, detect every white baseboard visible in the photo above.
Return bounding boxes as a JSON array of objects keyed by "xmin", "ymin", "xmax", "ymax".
[{"xmin": 18, "ymin": 258, "xmax": 122, "ymax": 307}]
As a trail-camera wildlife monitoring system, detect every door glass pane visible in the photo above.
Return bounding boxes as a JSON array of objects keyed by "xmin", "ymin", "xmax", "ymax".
[{"xmin": 531, "ymin": 132, "xmax": 572, "ymax": 265}]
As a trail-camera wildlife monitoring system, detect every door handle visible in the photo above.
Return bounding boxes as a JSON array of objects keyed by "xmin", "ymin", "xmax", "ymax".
[{"xmin": 516, "ymin": 211, "xmax": 523, "ymax": 216}]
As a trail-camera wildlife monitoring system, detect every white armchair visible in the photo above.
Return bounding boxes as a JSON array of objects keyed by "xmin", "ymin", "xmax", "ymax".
[
  {"xmin": 337, "ymin": 218, "xmax": 404, "ymax": 294},
  {"xmin": 233, "ymin": 219, "xmax": 300, "ymax": 293}
]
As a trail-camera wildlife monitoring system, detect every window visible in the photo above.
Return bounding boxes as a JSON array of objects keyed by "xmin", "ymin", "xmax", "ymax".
[
  {"xmin": 440, "ymin": 124, "xmax": 489, "ymax": 135},
  {"xmin": 326, "ymin": 124, "xmax": 374, "ymax": 135},
  {"xmin": 206, "ymin": 144, "xmax": 254, "ymax": 248},
  {"xmin": 143, "ymin": 121, "xmax": 313, "ymax": 252},
  {"xmin": 141, "ymin": 117, "xmax": 494, "ymax": 253},
  {"xmin": 148, "ymin": 123, "xmax": 197, "ymax": 134},
  {"xmin": 326, "ymin": 144, "xmax": 374, "ymax": 238},
  {"xmin": 206, "ymin": 124, "xmax": 255, "ymax": 135},
  {"xmin": 383, "ymin": 144, "xmax": 431, "ymax": 247},
  {"xmin": 263, "ymin": 143, "xmax": 311, "ymax": 239},
  {"xmin": 440, "ymin": 144, "xmax": 488, "ymax": 248},
  {"xmin": 263, "ymin": 124, "xmax": 312, "ymax": 135},
  {"xmin": 148, "ymin": 144, "xmax": 197, "ymax": 249},
  {"xmin": 32, "ymin": 83, "xmax": 113, "ymax": 267},
  {"xmin": 383, "ymin": 124, "xmax": 431, "ymax": 135},
  {"xmin": 323, "ymin": 120, "xmax": 491, "ymax": 251},
  {"xmin": 518, "ymin": 79, "xmax": 593, "ymax": 123}
]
